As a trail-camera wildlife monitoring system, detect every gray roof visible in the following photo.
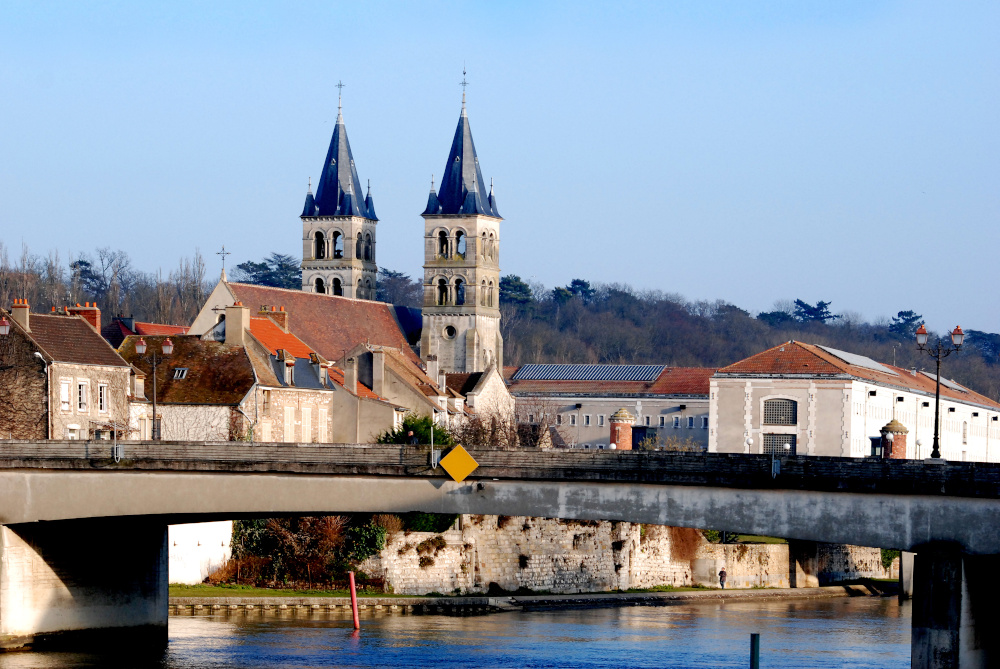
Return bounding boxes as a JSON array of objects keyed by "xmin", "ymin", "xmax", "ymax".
[
  {"xmin": 307, "ymin": 108, "xmax": 376, "ymax": 220},
  {"xmin": 512, "ymin": 364, "xmax": 666, "ymax": 382},
  {"xmin": 423, "ymin": 105, "xmax": 500, "ymax": 218}
]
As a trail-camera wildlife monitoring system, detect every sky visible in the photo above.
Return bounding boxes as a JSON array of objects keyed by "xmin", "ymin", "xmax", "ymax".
[{"xmin": 1, "ymin": 1, "xmax": 997, "ymax": 332}]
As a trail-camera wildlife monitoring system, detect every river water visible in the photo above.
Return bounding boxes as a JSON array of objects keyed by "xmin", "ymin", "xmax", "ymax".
[{"xmin": 0, "ymin": 597, "xmax": 910, "ymax": 668}]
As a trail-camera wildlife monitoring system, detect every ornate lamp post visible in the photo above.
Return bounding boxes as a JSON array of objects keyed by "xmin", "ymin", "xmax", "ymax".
[
  {"xmin": 135, "ymin": 337, "xmax": 173, "ymax": 440},
  {"xmin": 0, "ymin": 317, "xmax": 9, "ymax": 336},
  {"xmin": 915, "ymin": 324, "xmax": 964, "ymax": 460}
]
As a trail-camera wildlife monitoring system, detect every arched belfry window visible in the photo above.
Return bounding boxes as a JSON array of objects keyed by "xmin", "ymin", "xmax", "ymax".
[
  {"xmin": 488, "ymin": 280, "xmax": 495, "ymax": 307},
  {"xmin": 332, "ymin": 278, "xmax": 343, "ymax": 296},
  {"xmin": 314, "ymin": 277, "xmax": 326, "ymax": 294},
  {"xmin": 314, "ymin": 231, "xmax": 326, "ymax": 260},
  {"xmin": 356, "ymin": 279, "xmax": 362, "ymax": 297},
  {"xmin": 365, "ymin": 278, "xmax": 373, "ymax": 299},
  {"xmin": 763, "ymin": 399, "xmax": 797, "ymax": 425},
  {"xmin": 489, "ymin": 232, "xmax": 496, "ymax": 260},
  {"xmin": 438, "ymin": 231, "xmax": 449, "ymax": 258},
  {"xmin": 437, "ymin": 278, "xmax": 448, "ymax": 306},
  {"xmin": 364, "ymin": 233, "xmax": 372, "ymax": 261},
  {"xmin": 455, "ymin": 231, "xmax": 466, "ymax": 258},
  {"xmin": 455, "ymin": 278, "xmax": 465, "ymax": 306},
  {"xmin": 332, "ymin": 232, "xmax": 343, "ymax": 259},
  {"xmin": 356, "ymin": 233, "xmax": 363, "ymax": 259},
  {"xmin": 480, "ymin": 280, "xmax": 487, "ymax": 306},
  {"xmin": 481, "ymin": 232, "xmax": 487, "ymax": 259}
]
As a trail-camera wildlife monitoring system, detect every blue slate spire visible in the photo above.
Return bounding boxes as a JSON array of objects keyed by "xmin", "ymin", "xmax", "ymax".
[
  {"xmin": 433, "ymin": 97, "xmax": 501, "ymax": 218},
  {"xmin": 422, "ymin": 175, "xmax": 443, "ymax": 215},
  {"xmin": 310, "ymin": 100, "xmax": 376, "ymax": 220},
  {"xmin": 301, "ymin": 178, "xmax": 316, "ymax": 216},
  {"xmin": 364, "ymin": 180, "xmax": 377, "ymax": 220}
]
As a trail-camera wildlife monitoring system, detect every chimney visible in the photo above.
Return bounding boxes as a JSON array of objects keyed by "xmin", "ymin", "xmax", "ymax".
[
  {"xmin": 264, "ymin": 305, "xmax": 289, "ymax": 332},
  {"xmin": 425, "ymin": 355, "xmax": 439, "ymax": 384},
  {"xmin": 372, "ymin": 349, "xmax": 386, "ymax": 396},
  {"xmin": 610, "ymin": 408, "xmax": 635, "ymax": 451},
  {"xmin": 10, "ymin": 299, "xmax": 29, "ymax": 332},
  {"xmin": 438, "ymin": 370, "xmax": 447, "ymax": 394},
  {"xmin": 225, "ymin": 301, "xmax": 251, "ymax": 347},
  {"xmin": 67, "ymin": 302, "xmax": 101, "ymax": 331},
  {"xmin": 344, "ymin": 357, "xmax": 358, "ymax": 394}
]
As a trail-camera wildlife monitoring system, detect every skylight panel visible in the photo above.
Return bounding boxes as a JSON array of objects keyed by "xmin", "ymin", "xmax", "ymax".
[
  {"xmin": 513, "ymin": 364, "xmax": 665, "ymax": 382},
  {"xmin": 817, "ymin": 346, "xmax": 898, "ymax": 376},
  {"xmin": 920, "ymin": 371, "xmax": 968, "ymax": 393}
]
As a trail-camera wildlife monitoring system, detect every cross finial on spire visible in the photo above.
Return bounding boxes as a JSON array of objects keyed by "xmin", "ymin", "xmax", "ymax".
[
  {"xmin": 431, "ymin": 174, "xmax": 435, "ymax": 191},
  {"xmin": 336, "ymin": 80, "xmax": 345, "ymax": 110},
  {"xmin": 308, "ymin": 177, "xmax": 312, "ymax": 194},
  {"xmin": 216, "ymin": 245, "xmax": 232, "ymax": 280},
  {"xmin": 460, "ymin": 66, "xmax": 468, "ymax": 112}
]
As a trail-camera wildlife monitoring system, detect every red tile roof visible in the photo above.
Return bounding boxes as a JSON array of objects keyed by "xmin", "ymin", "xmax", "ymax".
[
  {"xmin": 248, "ymin": 317, "xmax": 314, "ymax": 359},
  {"xmin": 326, "ymin": 365, "xmax": 384, "ymax": 401},
  {"xmin": 505, "ymin": 366, "xmax": 715, "ymax": 396},
  {"xmin": 134, "ymin": 322, "xmax": 189, "ymax": 336},
  {"xmin": 228, "ymin": 283, "xmax": 420, "ymax": 366},
  {"xmin": 28, "ymin": 313, "xmax": 130, "ymax": 367},
  {"xmin": 718, "ymin": 341, "xmax": 1000, "ymax": 410}
]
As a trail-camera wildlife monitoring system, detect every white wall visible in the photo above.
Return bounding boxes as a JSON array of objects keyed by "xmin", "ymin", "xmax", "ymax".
[{"xmin": 167, "ymin": 522, "xmax": 232, "ymax": 585}]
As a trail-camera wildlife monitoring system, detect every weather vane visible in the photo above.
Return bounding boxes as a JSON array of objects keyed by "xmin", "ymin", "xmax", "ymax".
[{"xmin": 460, "ymin": 67, "xmax": 469, "ymax": 94}]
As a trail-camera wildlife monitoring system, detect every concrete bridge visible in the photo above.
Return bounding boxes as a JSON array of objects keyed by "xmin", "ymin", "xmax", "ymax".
[{"xmin": 1, "ymin": 440, "xmax": 998, "ymax": 668}]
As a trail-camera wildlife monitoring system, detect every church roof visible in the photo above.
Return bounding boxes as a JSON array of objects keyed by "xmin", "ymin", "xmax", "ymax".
[
  {"xmin": 308, "ymin": 106, "xmax": 376, "ymax": 220},
  {"xmin": 425, "ymin": 102, "xmax": 500, "ymax": 218}
]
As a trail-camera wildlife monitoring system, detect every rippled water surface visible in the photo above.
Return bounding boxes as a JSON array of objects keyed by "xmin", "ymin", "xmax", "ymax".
[{"xmin": 0, "ymin": 597, "xmax": 910, "ymax": 668}]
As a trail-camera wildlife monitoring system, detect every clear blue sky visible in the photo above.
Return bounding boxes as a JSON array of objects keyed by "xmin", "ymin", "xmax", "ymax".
[{"xmin": 1, "ymin": 1, "xmax": 997, "ymax": 332}]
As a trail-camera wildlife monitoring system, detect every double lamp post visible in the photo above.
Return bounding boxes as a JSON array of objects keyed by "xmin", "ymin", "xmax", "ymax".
[
  {"xmin": 915, "ymin": 323, "xmax": 964, "ymax": 460},
  {"xmin": 135, "ymin": 337, "xmax": 172, "ymax": 441}
]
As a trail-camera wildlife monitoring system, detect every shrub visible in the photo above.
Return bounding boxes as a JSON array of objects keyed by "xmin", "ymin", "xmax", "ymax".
[
  {"xmin": 372, "ymin": 514, "xmax": 404, "ymax": 543},
  {"xmin": 702, "ymin": 529, "xmax": 722, "ymax": 543},
  {"xmin": 347, "ymin": 523, "xmax": 387, "ymax": 562},
  {"xmin": 419, "ymin": 556, "xmax": 435, "ymax": 568},
  {"xmin": 881, "ymin": 548, "xmax": 901, "ymax": 570},
  {"xmin": 497, "ymin": 515, "xmax": 513, "ymax": 529},
  {"xmin": 377, "ymin": 413, "xmax": 453, "ymax": 446},
  {"xmin": 400, "ymin": 512, "xmax": 458, "ymax": 533},
  {"xmin": 416, "ymin": 535, "xmax": 447, "ymax": 555},
  {"xmin": 397, "ymin": 542, "xmax": 414, "ymax": 556}
]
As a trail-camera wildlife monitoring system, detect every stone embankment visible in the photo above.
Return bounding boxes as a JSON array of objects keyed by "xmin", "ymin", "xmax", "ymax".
[
  {"xmin": 359, "ymin": 515, "xmax": 898, "ymax": 595},
  {"xmin": 169, "ymin": 584, "xmax": 891, "ymax": 617}
]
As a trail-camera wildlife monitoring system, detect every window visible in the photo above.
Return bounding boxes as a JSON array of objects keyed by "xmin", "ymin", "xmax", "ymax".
[
  {"xmin": 314, "ymin": 231, "xmax": 325, "ymax": 259},
  {"xmin": 438, "ymin": 230, "xmax": 449, "ymax": 258},
  {"xmin": 364, "ymin": 233, "xmax": 373, "ymax": 261},
  {"xmin": 356, "ymin": 233, "xmax": 363, "ymax": 259},
  {"xmin": 584, "ymin": 415, "xmax": 591, "ymax": 427},
  {"xmin": 673, "ymin": 416, "xmax": 680, "ymax": 428},
  {"xmin": 60, "ymin": 381, "xmax": 71, "ymax": 411},
  {"xmin": 963, "ymin": 421, "xmax": 968, "ymax": 444},
  {"xmin": 173, "ymin": 368, "xmax": 188, "ymax": 380},
  {"xmin": 455, "ymin": 279, "xmax": 465, "ymax": 306},
  {"xmin": 332, "ymin": 231, "xmax": 343, "ymax": 259},
  {"xmin": 262, "ymin": 390, "xmax": 271, "ymax": 414},
  {"xmin": 438, "ymin": 278, "xmax": 448, "ymax": 305},
  {"xmin": 528, "ymin": 414, "xmax": 535, "ymax": 423},
  {"xmin": 98, "ymin": 384, "xmax": 108, "ymax": 413},
  {"xmin": 315, "ymin": 277, "xmax": 325, "ymax": 294},
  {"xmin": 763, "ymin": 399, "xmax": 797, "ymax": 425},
  {"xmin": 644, "ymin": 416, "xmax": 651, "ymax": 426},
  {"xmin": 659, "ymin": 416, "xmax": 665, "ymax": 427},
  {"xmin": 598, "ymin": 415, "xmax": 605, "ymax": 427},
  {"xmin": 317, "ymin": 410, "xmax": 327, "ymax": 443},
  {"xmin": 283, "ymin": 406, "xmax": 296, "ymax": 443},
  {"xmin": 702, "ymin": 416, "xmax": 709, "ymax": 429},
  {"xmin": 687, "ymin": 416, "xmax": 694, "ymax": 429},
  {"xmin": 570, "ymin": 414, "xmax": 577, "ymax": 426},
  {"xmin": 332, "ymin": 278, "xmax": 343, "ymax": 296},
  {"xmin": 556, "ymin": 414, "xmax": 563, "ymax": 426},
  {"xmin": 455, "ymin": 231, "xmax": 466, "ymax": 257},
  {"xmin": 763, "ymin": 434, "xmax": 797, "ymax": 455},
  {"xmin": 152, "ymin": 417, "xmax": 162, "ymax": 440},
  {"xmin": 301, "ymin": 407, "xmax": 312, "ymax": 444},
  {"xmin": 480, "ymin": 280, "xmax": 487, "ymax": 306},
  {"xmin": 77, "ymin": 382, "xmax": 88, "ymax": 412},
  {"xmin": 260, "ymin": 421, "xmax": 272, "ymax": 442}
]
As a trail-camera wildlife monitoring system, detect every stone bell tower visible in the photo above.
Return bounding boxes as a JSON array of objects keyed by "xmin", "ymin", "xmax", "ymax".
[
  {"xmin": 419, "ymin": 86, "xmax": 503, "ymax": 374},
  {"xmin": 299, "ymin": 85, "xmax": 378, "ymax": 299}
]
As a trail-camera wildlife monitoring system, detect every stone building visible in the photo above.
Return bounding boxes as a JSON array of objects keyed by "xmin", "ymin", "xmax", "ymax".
[
  {"xmin": 504, "ymin": 364, "xmax": 715, "ymax": 449},
  {"xmin": 0, "ymin": 301, "xmax": 131, "ymax": 440},
  {"xmin": 419, "ymin": 92, "xmax": 503, "ymax": 374},
  {"xmin": 710, "ymin": 340, "xmax": 1000, "ymax": 461},
  {"xmin": 299, "ymin": 94, "xmax": 378, "ymax": 299}
]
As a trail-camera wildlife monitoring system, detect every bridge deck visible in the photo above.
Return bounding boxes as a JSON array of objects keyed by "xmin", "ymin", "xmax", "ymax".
[{"xmin": 0, "ymin": 440, "xmax": 998, "ymax": 499}]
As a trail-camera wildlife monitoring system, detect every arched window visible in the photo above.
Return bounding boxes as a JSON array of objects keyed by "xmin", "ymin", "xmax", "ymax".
[
  {"xmin": 489, "ymin": 232, "xmax": 496, "ymax": 260},
  {"xmin": 455, "ymin": 231, "xmax": 466, "ymax": 258},
  {"xmin": 314, "ymin": 231, "xmax": 326, "ymax": 260},
  {"xmin": 364, "ymin": 233, "xmax": 373, "ymax": 261},
  {"xmin": 763, "ymin": 399, "xmax": 797, "ymax": 425},
  {"xmin": 332, "ymin": 278, "xmax": 343, "ymax": 296},
  {"xmin": 365, "ymin": 278, "xmax": 373, "ymax": 299},
  {"xmin": 455, "ymin": 278, "xmax": 465, "ymax": 305},
  {"xmin": 332, "ymin": 232, "xmax": 343, "ymax": 259},
  {"xmin": 437, "ymin": 278, "xmax": 448, "ymax": 305},
  {"xmin": 356, "ymin": 233, "xmax": 363, "ymax": 259},
  {"xmin": 480, "ymin": 280, "xmax": 487, "ymax": 306},
  {"xmin": 357, "ymin": 279, "xmax": 362, "ymax": 297},
  {"xmin": 314, "ymin": 277, "xmax": 325, "ymax": 294},
  {"xmin": 481, "ymin": 232, "xmax": 487, "ymax": 259},
  {"xmin": 488, "ymin": 280, "xmax": 494, "ymax": 307},
  {"xmin": 438, "ymin": 230, "xmax": 449, "ymax": 258}
]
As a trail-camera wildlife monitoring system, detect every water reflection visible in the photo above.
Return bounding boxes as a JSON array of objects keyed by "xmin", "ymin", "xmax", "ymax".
[{"xmin": 0, "ymin": 597, "xmax": 911, "ymax": 668}]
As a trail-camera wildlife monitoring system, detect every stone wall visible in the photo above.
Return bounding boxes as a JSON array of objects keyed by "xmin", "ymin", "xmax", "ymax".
[{"xmin": 360, "ymin": 515, "xmax": 896, "ymax": 596}]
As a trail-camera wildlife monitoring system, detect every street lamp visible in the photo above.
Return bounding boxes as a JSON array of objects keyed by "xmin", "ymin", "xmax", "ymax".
[
  {"xmin": 135, "ymin": 337, "xmax": 173, "ymax": 440},
  {"xmin": 915, "ymin": 324, "xmax": 964, "ymax": 459},
  {"xmin": 0, "ymin": 317, "xmax": 9, "ymax": 336}
]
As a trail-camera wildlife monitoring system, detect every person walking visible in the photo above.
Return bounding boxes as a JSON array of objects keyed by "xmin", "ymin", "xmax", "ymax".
[{"xmin": 719, "ymin": 567, "xmax": 727, "ymax": 590}]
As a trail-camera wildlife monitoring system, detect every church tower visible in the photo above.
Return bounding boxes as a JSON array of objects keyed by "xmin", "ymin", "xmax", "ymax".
[
  {"xmin": 300, "ymin": 89, "xmax": 378, "ymax": 299},
  {"xmin": 420, "ymin": 89, "xmax": 503, "ymax": 374}
]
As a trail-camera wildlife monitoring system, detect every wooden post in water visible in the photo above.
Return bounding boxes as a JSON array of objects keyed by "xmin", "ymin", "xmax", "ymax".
[
  {"xmin": 750, "ymin": 633, "xmax": 760, "ymax": 668},
  {"xmin": 349, "ymin": 571, "xmax": 360, "ymax": 630}
]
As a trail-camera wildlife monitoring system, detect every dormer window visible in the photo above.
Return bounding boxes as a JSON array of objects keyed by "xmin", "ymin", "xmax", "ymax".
[{"xmin": 284, "ymin": 361, "xmax": 295, "ymax": 386}]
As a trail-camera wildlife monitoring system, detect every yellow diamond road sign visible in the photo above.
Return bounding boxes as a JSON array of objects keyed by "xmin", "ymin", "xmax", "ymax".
[{"xmin": 439, "ymin": 445, "xmax": 479, "ymax": 482}]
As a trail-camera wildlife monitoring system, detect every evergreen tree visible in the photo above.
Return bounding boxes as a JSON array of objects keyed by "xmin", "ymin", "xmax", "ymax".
[
  {"xmin": 232, "ymin": 253, "xmax": 301, "ymax": 289},
  {"xmin": 793, "ymin": 299, "xmax": 839, "ymax": 323},
  {"xmin": 499, "ymin": 274, "xmax": 534, "ymax": 306},
  {"xmin": 888, "ymin": 310, "xmax": 923, "ymax": 338}
]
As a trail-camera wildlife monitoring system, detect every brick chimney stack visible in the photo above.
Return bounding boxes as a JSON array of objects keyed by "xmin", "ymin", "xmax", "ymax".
[
  {"xmin": 10, "ymin": 299, "xmax": 30, "ymax": 332},
  {"xmin": 610, "ymin": 408, "xmax": 635, "ymax": 450},
  {"xmin": 263, "ymin": 305, "xmax": 289, "ymax": 332},
  {"xmin": 67, "ymin": 302, "xmax": 101, "ymax": 331}
]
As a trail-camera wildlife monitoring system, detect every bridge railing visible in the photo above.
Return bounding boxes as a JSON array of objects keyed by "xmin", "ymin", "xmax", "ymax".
[{"xmin": 0, "ymin": 440, "xmax": 998, "ymax": 498}]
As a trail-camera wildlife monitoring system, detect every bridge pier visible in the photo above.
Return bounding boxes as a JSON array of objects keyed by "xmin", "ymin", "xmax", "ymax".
[
  {"xmin": 911, "ymin": 544, "xmax": 999, "ymax": 669},
  {"xmin": 0, "ymin": 518, "xmax": 167, "ymax": 650}
]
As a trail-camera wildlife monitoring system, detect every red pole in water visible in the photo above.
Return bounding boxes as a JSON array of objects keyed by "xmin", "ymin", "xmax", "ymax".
[{"xmin": 349, "ymin": 571, "xmax": 360, "ymax": 630}]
